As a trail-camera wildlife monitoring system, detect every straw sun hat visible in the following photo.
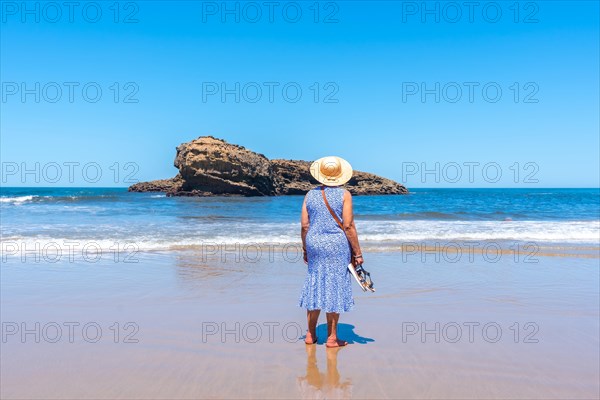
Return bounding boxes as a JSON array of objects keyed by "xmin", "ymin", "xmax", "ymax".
[{"xmin": 309, "ymin": 156, "xmax": 353, "ymax": 186}]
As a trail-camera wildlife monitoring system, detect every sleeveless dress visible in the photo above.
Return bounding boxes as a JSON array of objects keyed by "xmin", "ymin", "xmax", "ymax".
[{"xmin": 298, "ymin": 186, "xmax": 354, "ymax": 313}]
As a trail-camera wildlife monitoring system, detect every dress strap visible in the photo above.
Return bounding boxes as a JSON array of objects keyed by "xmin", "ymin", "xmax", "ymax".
[{"xmin": 321, "ymin": 185, "xmax": 344, "ymax": 230}]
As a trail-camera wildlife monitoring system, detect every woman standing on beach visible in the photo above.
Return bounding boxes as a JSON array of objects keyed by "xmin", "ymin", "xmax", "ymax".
[{"xmin": 299, "ymin": 156, "xmax": 364, "ymax": 348}]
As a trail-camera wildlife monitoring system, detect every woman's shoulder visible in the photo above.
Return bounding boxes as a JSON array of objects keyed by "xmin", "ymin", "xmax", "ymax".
[
  {"xmin": 339, "ymin": 188, "xmax": 352, "ymax": 201},
  {"xmin": 331, "ymin": 185, "xmax": 350, "ymax": 200},
  {"xmin": 304, "ymin": 186, "xmax": 320, "ymax": 198}
]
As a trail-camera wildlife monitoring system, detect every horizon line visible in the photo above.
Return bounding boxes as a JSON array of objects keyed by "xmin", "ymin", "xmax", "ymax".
[{"xmin": 1, "ymin": 186, "xmax": 599, "ymax": 190}]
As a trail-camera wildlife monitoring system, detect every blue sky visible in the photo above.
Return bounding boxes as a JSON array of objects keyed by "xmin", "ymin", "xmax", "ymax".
[{"xmin": 1, "ymin": 1, "xmax": 598, "ymax": 188}]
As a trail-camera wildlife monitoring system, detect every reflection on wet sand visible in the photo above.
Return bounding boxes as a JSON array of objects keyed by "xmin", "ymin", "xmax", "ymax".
[
  {"xmin": 297, "ymin": 323, "xmax": 374, "ymax": 399},
  {"xmin": 297, "ymin": 344, "xmax": 352, "ymax": 399}
]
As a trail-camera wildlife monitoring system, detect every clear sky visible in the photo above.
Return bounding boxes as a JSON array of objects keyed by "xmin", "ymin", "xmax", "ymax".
[{"xmin": 1, "ymin": 1, "xmax": 598, "ymax": 188}]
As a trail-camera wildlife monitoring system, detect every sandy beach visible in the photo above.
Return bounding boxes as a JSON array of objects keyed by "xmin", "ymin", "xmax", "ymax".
[{"xmin": 2, "ymin": 247, "xmax": 598, "ymax": 399}]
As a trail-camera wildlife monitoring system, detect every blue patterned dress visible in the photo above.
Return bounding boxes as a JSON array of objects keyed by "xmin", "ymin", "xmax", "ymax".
[{"xmin": 299, "ymin": 186, "xmax": 354, "ymax": 313}]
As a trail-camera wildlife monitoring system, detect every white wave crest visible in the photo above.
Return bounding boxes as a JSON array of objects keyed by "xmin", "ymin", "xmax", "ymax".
[
  {"xmin": 0, "ymin": 195, "xmax": 37, "ymax": 204},
  {"xmin": 1, "ymin": 220, "xmax": 599, "ymax": 257}
]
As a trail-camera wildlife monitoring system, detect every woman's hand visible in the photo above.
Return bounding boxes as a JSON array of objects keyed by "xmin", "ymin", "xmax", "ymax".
[
  {"xmin": 303, "ymin": 248, "xmax": 308, "ymax": 264},
  {"xmin": 353, "ymin": 254, "xmax": 363, "ymax": 266}
]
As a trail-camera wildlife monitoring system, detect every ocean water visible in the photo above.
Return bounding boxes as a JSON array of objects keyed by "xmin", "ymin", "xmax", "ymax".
[{"xmin": 1, "ymin": 187, "xmax": 599, "ymax": 252}]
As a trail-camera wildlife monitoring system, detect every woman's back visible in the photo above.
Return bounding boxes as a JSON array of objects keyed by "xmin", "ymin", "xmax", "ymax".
[{"xmin": 305, "ymin": 186, "xmax": 345, "ymax": 235}]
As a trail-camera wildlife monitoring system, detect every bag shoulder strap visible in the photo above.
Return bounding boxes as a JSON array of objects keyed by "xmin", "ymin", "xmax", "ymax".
[{"xmin": 320, "ymin": 185, "xmax": 344, "ymax": 231}]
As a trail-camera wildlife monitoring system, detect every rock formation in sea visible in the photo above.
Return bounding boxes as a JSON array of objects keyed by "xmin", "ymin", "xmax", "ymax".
[{"xmin": 128, "ymin": 136, "xmax": 408, "ymax": 196}]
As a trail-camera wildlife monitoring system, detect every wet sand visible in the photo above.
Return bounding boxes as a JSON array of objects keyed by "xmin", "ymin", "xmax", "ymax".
[{"xmin": 1, "ymin": 248, "xmax": 599, "ymax": 399}]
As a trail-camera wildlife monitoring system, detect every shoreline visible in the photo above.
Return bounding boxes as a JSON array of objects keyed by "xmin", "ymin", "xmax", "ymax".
[{"xmin": 2, "ymin": 240, "xmax": 599, "ymax": 261}]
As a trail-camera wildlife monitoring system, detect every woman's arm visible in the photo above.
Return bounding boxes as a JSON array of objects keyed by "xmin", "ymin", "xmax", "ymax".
[
  {"xmin": 342, "ymin": 190, "xmax": 363, "ymax": 263},
  {"xmin": 301, "ymin": 195, "xmax": 309, "ymax": 264}
]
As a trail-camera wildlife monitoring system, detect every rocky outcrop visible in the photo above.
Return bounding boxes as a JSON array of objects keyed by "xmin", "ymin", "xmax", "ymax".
[
  {"xmin": 128, "ymin": 136, "xmax": 408, "ymax": 196},
  {"xmin": 128, "ymin": 174, "xmax": 183, "ymax": 192},
  {"xmin": 174, "ymin": 137, "xmax": 275, "ymax": 196},
  {"xmin": 270, "ymin": 159, "xmax": 316, "ymax": 195}
]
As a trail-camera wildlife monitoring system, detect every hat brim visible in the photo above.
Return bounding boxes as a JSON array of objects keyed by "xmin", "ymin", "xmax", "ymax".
[{"xmin": 309, "ymin": 156, "xmax": 353, "ymax": 186}]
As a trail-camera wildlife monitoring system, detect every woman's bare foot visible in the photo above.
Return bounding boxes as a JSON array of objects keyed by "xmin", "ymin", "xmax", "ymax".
[
  {"xmin": 325, "ymin": 337, "xmax": 348, "ymax": 348},
  {"xmin": 305, "ymin": 330, "xmax": 318, "ymax": 345}
]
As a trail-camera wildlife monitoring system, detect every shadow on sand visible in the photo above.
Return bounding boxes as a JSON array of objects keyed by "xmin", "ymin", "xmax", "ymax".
[{"xmin": 313, "ymin": 323, "xmax": 375, "ymax": 345}]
